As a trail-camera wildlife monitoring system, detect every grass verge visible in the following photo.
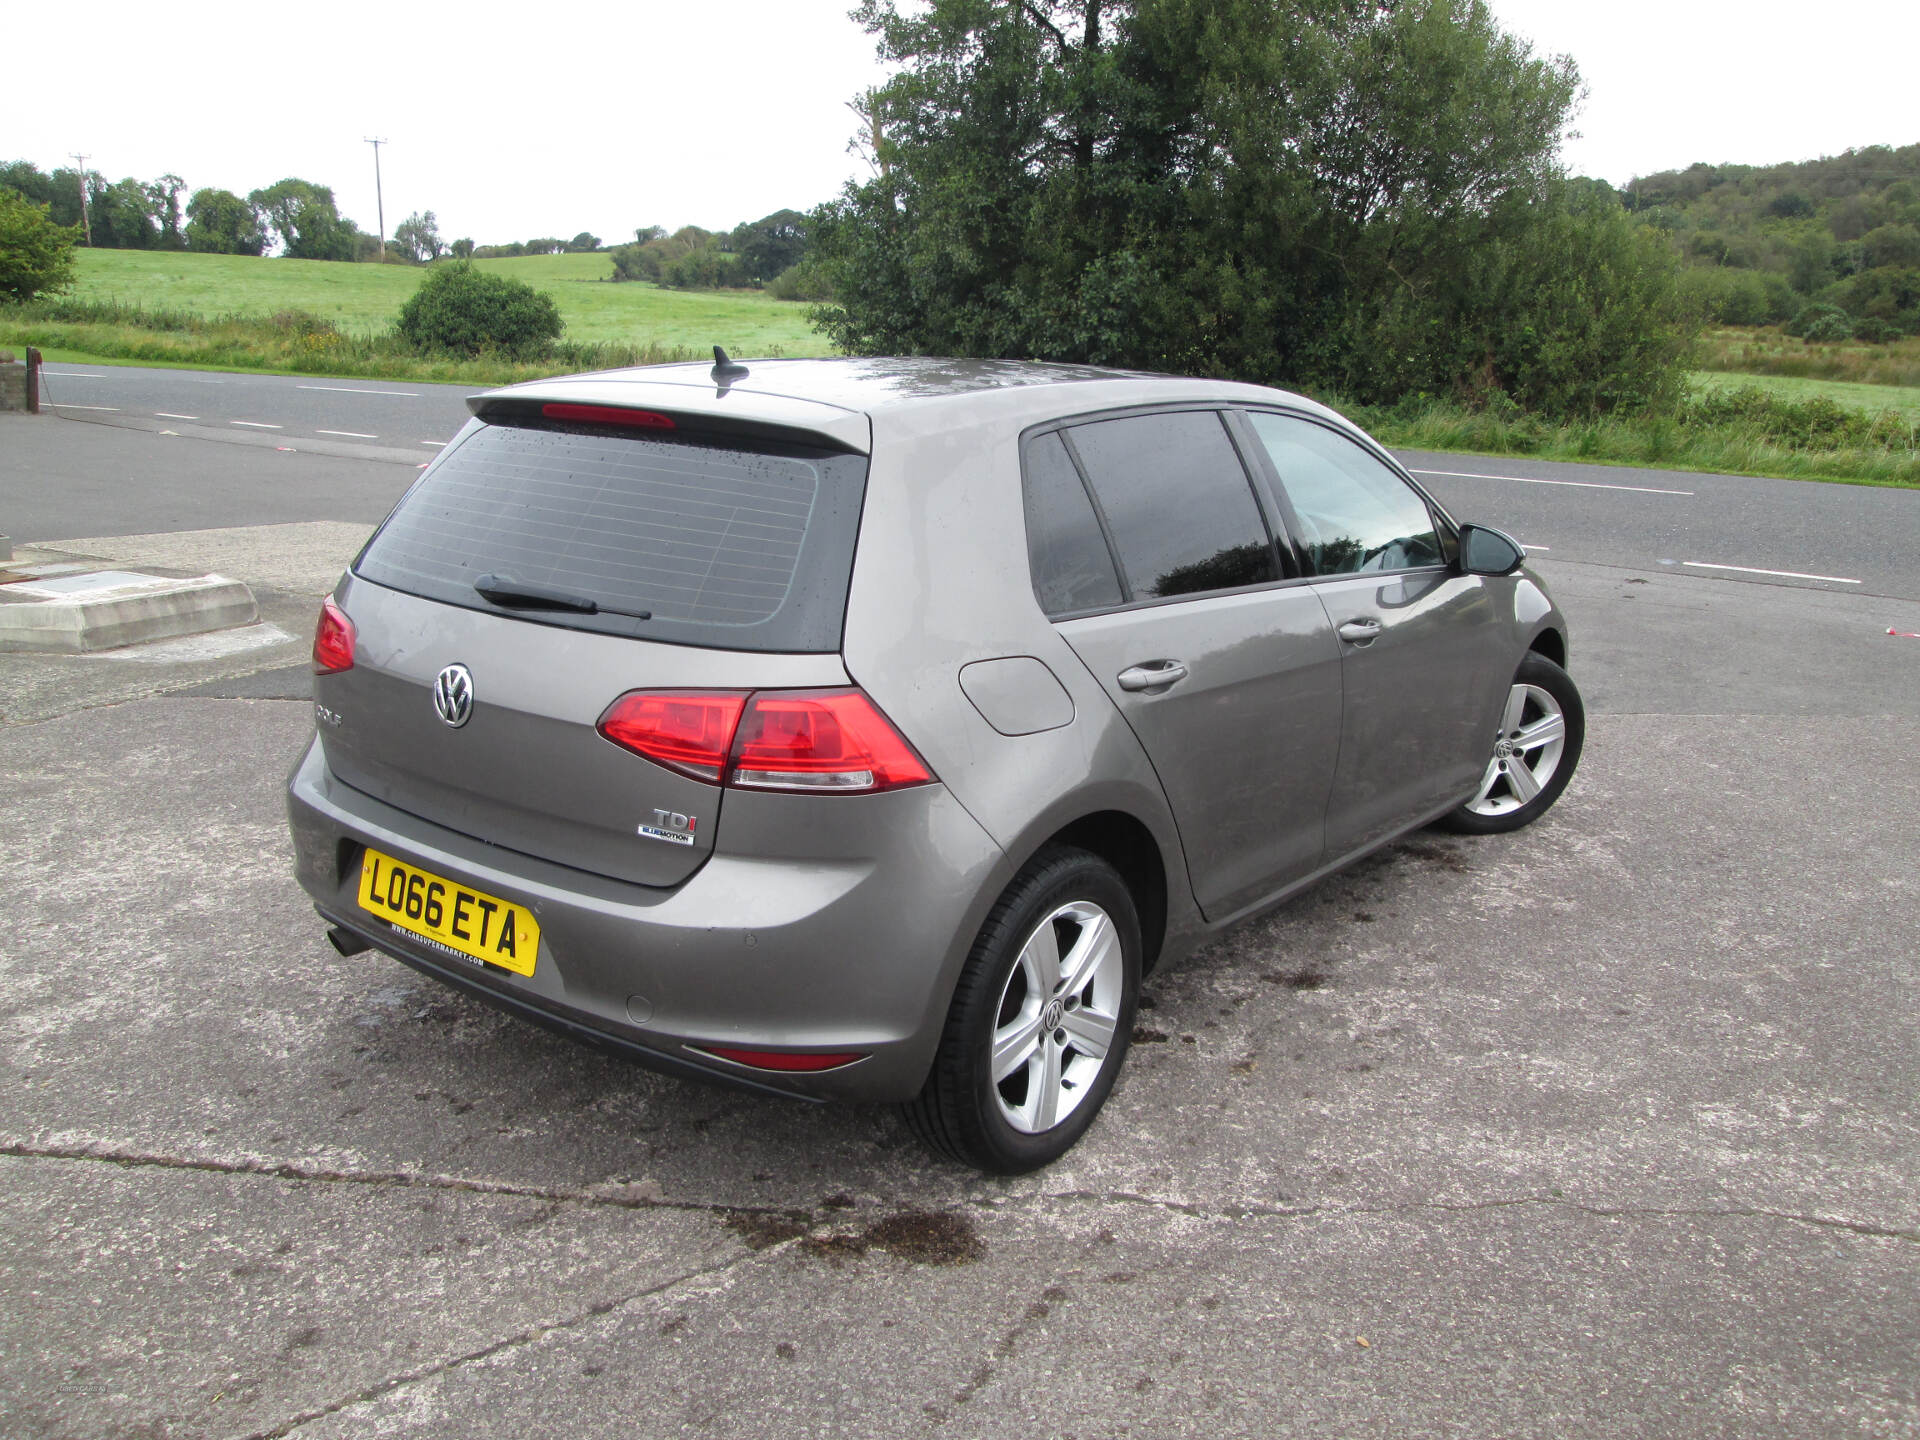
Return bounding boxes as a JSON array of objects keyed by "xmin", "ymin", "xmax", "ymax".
[
  {"xmin": 0, "ymin": 300, "xmax": 703, "ymax": 386},
  {"xmin": 1351, "ymin": 392, "xmax": 1918, "ymax": 488}
]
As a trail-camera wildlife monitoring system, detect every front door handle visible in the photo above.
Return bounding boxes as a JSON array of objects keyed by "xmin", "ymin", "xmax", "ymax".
[
  {"xmin": 1117, "ymin": 660, "xmax": 1189, "ymax": 693},
  {"xmin": 1337, "ymin": 618, "xmax": 1384, "ymax": 645}
]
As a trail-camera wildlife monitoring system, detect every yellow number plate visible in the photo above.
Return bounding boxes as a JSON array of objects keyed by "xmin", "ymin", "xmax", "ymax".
[{"xmin": 357, "ymin": 848, "xmax": 539, "ymax": 977}]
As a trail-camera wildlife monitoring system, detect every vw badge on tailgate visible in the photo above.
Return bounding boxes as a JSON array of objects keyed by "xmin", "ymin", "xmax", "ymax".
[{"xmin": 433, "ymin": 664, "xmax": 474, "ymax": 728}]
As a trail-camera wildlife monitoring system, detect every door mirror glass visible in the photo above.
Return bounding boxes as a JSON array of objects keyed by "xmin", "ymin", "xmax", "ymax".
[{"xmin": 1458, "ymin": 523, "xmax": 1526, "ymax": 576}]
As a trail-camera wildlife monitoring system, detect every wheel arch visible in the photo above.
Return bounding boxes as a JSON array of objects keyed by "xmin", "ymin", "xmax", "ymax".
[
  {"xmin": 1032, "ymin": 809, "xmax": 1171, "ymax": 975},
  {"xmin": 1528, "ymin": 625, "xmax": 1567, "ymax": 669}
]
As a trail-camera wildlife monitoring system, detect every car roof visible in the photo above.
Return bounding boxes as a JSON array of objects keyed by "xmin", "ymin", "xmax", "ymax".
[{"xmin": 474, "ymin": 356, "xmax": 1350, "ymax": 453}]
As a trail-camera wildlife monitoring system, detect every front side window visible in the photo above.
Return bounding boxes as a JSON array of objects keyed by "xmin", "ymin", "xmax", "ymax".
[
  {"xmin": 1246, "ymin": 413, "xmax": 1443, "ymax": 576},
  {"xmin": 1067, "ymin": 411, "xmax": 1278, "ymax": 600}
]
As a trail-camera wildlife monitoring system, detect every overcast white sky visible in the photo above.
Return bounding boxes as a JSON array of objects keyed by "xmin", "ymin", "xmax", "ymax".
[{"xmin": 8, "ymin": 0, "xmax": 1916, "ymax": 247}]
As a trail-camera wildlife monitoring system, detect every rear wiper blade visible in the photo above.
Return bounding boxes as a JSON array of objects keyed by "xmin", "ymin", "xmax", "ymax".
[{"xmin": 472, "ymin": 574, "xmax": 651, "ymax": 621}]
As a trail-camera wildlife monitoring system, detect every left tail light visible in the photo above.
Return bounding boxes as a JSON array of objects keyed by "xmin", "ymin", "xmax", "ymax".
[{"xmin": 312, "ymin": 596, "xmax": 355, "ymax": 674}]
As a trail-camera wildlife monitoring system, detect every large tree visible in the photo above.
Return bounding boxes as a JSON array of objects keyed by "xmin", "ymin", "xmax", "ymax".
[
  {"xmin": 88, "ymin": 176, "xmax": 161, "ymax": 249},
  {"xmin": 248, "ymin": 178, "xmax": 357, "ymax": 260},
  {"xmin": 730, "ymin": 209, "xmax": 810, "ymax": 283},
  {"xmin": 810, "ymin": 0, "xmax": 1689, "ymax": 416},
  {"xmin": 185, "ymin": 187, "xmax": 266, "ymax": 255},
  {"xmin": 147, "ymin": 174, "xmax": 188, "ymax": 250},
  {"xmin": 393, "ymin": 210, "xmax": 444, "ymax": 263}
]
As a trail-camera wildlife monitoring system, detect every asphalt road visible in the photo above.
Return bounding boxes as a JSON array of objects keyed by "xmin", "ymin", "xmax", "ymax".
[
  {"xmin": 23, "ymin": 362, "xmax": 1920, "ymax": 601},
  {"xmin": 2, "ymin": 410, "xmax": 1916, "ymax": 1439},
  {"xmin": 33, "ymin": 362, "xmax": 474, "ymax": 457}
]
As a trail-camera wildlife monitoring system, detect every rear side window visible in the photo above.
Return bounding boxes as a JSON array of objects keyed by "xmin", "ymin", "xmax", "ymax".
[
  {"xmin": 355, "ymin": 421, "xmax": 869, "ymax": 653},
  {"xmin": 1023, "ymin": 431, "xmax": 1124, "ymax": 616},
  {"xmin": 1067, "ymin": 411, "xmax": 1278, "ymax": 600}
]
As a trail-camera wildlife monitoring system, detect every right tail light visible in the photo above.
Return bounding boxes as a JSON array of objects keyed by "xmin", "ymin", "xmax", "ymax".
[{"xmin": 597, "ymin": 687, "xmax": 933, "ymax": 794}]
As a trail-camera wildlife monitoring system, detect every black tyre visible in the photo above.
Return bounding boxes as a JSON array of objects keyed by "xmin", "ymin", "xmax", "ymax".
[
  {"xmin": 904, "ymin": 845, "xmax": 1141, "ymax": 1174},
  {"xmin": 1436, "ymin": 651, "xmax": 1584, "ymax": 835}
]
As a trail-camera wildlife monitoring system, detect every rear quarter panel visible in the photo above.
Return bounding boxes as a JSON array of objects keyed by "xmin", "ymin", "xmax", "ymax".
[{"xmin": 839, "ymin": 401, "xmax": 1200, "ymax": 958}]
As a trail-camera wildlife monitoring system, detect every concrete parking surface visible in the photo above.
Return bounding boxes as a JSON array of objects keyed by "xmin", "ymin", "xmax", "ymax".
[{"xmin": 2, "ymin": 411, "xmax": 1916, "ymax": 1438}]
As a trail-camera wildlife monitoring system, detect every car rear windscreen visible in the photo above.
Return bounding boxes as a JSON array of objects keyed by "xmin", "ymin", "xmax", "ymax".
[{"xmin": 354, "ymin": 420, "xmax": 870, "ymax": 652}]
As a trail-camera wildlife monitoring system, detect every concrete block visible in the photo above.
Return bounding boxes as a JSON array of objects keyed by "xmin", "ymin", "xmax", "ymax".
[
  {"xmin": 0, "ymin": 363, "xmax": 28, "ymax": 413},
  {"xmin": 0, "ymin": 570, "xmax": 259, "ymax": 653}
]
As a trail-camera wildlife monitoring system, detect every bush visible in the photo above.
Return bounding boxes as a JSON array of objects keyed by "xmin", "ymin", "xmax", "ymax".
[
  {"xmin": 393, "ymin": 262, "xmax": 563, "ymax": 357},
  {"xmin": 1679, "ymin": 267, "xmax": 1775, "ymax": 326},
  {"xmin": 657, "ymin": 248, "xmax": 734, "ymax": 290},
  {"xmin": 1822, "ymin": 266, "xmax": 1920, "ymax": 332},
  {"xmin": 0, "ymin": 189, "xmax": 79, "ymax": 302},
  {"xmin": 766, "ymin": 260, "xmax": 835, "ymax": 302},
  {"xmin": 1785, "ymin": 303, "xmax": 1851, "ymax": 340},
  {"xmin": 1804, "ymin": 310, "xmax": 1855, "ymax": 342},
  {"xmin": 1680, "ymin": 385, "xmax": 1908, "ymax": 450},
  {"xmin": 609, "ymin": 226, "xmax": 716, "ymax": 285}
]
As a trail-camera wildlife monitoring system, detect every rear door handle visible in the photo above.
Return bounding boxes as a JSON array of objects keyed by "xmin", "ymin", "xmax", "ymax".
[
  {"xmin": 1337, "ymin": 618, "xmax": 1384, "ymax": 645},
  {"xmin": 1117, "ymin": 660, "xmax": 1189, "ymax": 692}
]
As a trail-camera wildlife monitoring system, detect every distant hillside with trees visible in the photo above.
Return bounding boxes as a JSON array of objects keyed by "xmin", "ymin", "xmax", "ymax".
[
  {"xmin": 0, "ymin": 160, "xmax": 606, "ymax": 269},
  {"xmin": 1625, "ymin": 144, "xmax": 1920, "ymax": 338}
]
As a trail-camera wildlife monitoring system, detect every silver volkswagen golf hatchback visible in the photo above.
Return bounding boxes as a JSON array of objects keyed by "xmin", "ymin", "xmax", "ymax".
[{"xmin": 288, "ymin": 355, "xmax": 1582, "ymax": 1172}]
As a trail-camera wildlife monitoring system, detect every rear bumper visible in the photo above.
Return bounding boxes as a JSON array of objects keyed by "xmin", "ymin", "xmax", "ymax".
[{"xmin": 286, "ymin": 736, "xmax": 1009, "ymax": 1102}]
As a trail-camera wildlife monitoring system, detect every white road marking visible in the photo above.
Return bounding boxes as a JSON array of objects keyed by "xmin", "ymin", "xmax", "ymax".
[
  {"xmin": 317, "ymin": 429, "xmax": 379, "ymax": 438},
  {"xmin": 1521, "ymin": 544, "xmax": 1549, "ymax": 551},
  {"xmin": 297, "ymin": 384, "xmax": 421, "ymax": 397},
  {"xmin": 1411, "ymin": 467, "xmax": 1693, "ymax": 497},
  {"xmin": 42, "ymin": 370, "xmax": 114, "ymax": 378},
  {"xmin": 419, "ymin": 440, "xmax": 446, "ymax": 447},
  {"xmin": 155, "ymin": 412, "xmax": 199, "ymax": 420},
  {"xmin": 49, "ymin": 403, "xmax": 119, "ymax": 410},
  {"xmin": 1683, "ymin": 561, "xmax": 1860, "ymax": 585},
  {"xmin": 230, "ymin": 421, "xmax": 282, "ymax": 429}
]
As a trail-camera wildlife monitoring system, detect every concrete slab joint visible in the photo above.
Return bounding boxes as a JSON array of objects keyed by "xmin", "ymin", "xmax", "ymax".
[{"xmin": 0, "ymin": 569, "xmax": 258, "ymax": 653}]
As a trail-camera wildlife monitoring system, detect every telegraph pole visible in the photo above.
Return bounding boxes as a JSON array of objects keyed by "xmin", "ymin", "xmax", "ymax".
[
  {"xmin": 365, "ymin": 137, "xmax": 388, "ymax": 261},
  {"xmin": 68, "ymin": 153, "xmax": 92, "ymax": 245}
]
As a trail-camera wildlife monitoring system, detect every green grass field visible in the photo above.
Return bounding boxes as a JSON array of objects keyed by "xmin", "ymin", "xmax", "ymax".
[
  {"xmin": 56, "ymin": 248, "xmax": 833, "ymax": 356},
  {"xmin": 6, "ymin": 253, "xmax": 1913, "ymax": 486},
  {"xmin": 1688, "ymin": 369, "xmax": 1920, "ymax": 423}
]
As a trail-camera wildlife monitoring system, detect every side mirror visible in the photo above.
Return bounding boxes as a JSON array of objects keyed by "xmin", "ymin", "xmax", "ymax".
[{"xmin": 1458, "ymin": 523, "xmax": 1526, "ymax": 577}]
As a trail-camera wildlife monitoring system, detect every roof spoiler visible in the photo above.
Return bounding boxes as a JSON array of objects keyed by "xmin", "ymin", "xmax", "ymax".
[{"xmin": 466, "ymin": 393, "xmax": 869, "ymax": 455}]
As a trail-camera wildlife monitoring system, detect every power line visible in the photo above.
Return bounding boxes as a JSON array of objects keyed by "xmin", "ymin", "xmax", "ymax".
[
  {"xmin": 68, "ymin": 153, "xmax": 91, "ymax": 245},
  {"xmin": 365, "ymin": 138, "xmax": 388, "ymax": 262}
]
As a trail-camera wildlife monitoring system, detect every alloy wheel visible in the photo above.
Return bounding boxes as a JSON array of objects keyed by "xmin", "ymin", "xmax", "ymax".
[
  {"xmin": 989, "ymin": 900, "xmax": 1124, "ymax": 1133},
  {"xmin": 1465, "ymin": 681, "xmax": 1568, "ymax": 817}
]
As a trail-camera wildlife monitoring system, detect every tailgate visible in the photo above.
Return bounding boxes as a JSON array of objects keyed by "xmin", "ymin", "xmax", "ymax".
[{"xmin": 317, "ymin": 575, "xmax": 851, "ymax": 887}]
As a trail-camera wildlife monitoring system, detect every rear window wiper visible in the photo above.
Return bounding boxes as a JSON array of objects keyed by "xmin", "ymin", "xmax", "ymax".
[{"xmin": 473, "ymin": 574, "xmax": 651, "ymax": 621}]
